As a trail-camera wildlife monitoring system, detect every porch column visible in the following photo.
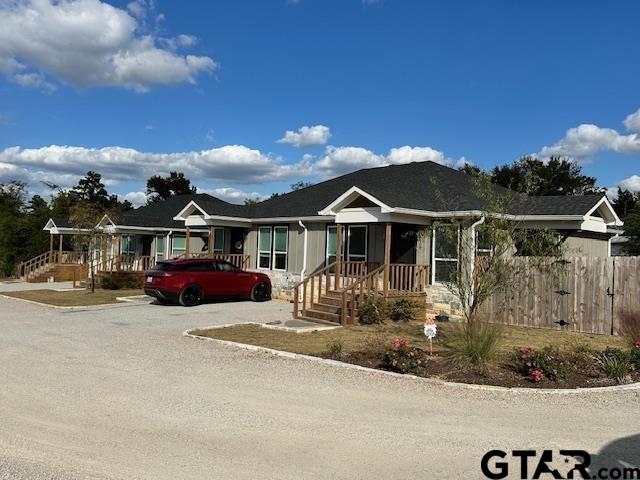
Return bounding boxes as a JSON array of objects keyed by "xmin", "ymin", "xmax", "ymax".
[
  {"xmin": 185, "ymin": 227, "xmax": 191, "ymax": 258},
  {"xmin": 49, "ymin": 234, "xmax": 54, "ymax": 263},
  {"xmin": 383, "ymin": 223, "xmax": 392, "ymax": 297},
  {"xmin": 116, "ymin": 234, "xmax": 122, "ymax": 271},
  {"xmin": 58, "ymin": 234, "xmax": 63, "ymax": 262},
  {"xmin": 334, "ymin": 223, "xmax": 343, "ymax": 290},
  {"xmin": 208, "ymin": 226, "xmax": 215, "ymax": 257}
]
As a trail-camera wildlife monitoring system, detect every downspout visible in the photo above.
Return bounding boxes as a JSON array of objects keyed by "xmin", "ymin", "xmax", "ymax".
[
  {"xmin": 298, "ymin": 220, "xmax": 308, "ymax": 279},
  {"xmin": 468, "ymin": 216, "xmax": 486, "ymax": 312}
]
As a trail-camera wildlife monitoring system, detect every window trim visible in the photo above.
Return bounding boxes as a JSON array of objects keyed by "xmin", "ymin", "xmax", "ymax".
[
  {"xmin": 211, "ymin": 227, "xmax": 225, "ymax": 254},
  {"xmin": 272, "ymin": 226, "xmax": 289, "ymax": 272},
  {"xmin": 121, "ymin": 234, "xmax": 136, "ymax": 256},
  {"xmin": 475, "ymin": 228, "xmax": 493, "ymax": 257},
  {"xmin": 325, "ymin": 224, "xmax": 368, "ymax": 265},
  {"xmin": 155, "ymin": 234, "xmax": 166, "ymax": 261},
  {"xmin": 346, "ymin": 225, "xmax": 368, "ymax": 262},
  {"xmin": 171, "ymin": 234, "xmax": 186, "ymax": 258},
  {"xmin": 257, "ymin": 226, "xmax": 272, "ymax": 270},
  {"xmin": 431, "ymin": 225, "xmax": 460, "ymax": 285}
]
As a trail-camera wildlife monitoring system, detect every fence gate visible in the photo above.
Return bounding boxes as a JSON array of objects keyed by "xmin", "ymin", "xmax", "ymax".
[{"xmin": 481, "ymin": 256, "xmax": 640, "ymax": 335}]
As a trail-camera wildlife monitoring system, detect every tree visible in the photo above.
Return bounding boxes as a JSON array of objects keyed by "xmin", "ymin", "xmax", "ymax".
[
  {"xmin": 0, "ymin": 182, "xmax": 27, "ymax": 276},
  {"xmin": 491, "ymin": 156, "xmax": 599, "ymax": 196},
  {"xmin": 146, "ymin": 172, "xmax": 196, "ymax": 203},
  {"xmin": 623, "ymin": 210, "xmax": 640, "ymax": 255},
  {"xmin": 244, "ymin": 197, "xmax": 260, "ymax": 206},
  {"xmin": 73, "ymin": 171, "xmax": 111, "ymax": 209},
  {"xmin": 611, "ymin": 188, "xmax": 638, "ymax": 219},
  {"xmin": 290, "ymin": 181, "xmax": 313, "ymax": 191}
]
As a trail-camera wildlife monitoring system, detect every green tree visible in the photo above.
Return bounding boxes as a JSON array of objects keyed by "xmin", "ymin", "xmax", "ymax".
[
  {"xmin": 611, "ymin": 188, "xmax": 638, "ymax": 219},
  {"xmin": 623, "ymin": 210, "xmax": 640, "ymax": 255},
  {"xmin": 491, "ymin": 156, "xmax": 599, "ymax": 196},
  {"xmin": 146, "ymin": 172, "xmax": 196, "ymax": 203},
  {"xmin": 0, "ymin": 182, "xmax": 27, "ymax": 276},
  {"xmin": 290, "ymin": 181, "xmax": 313, "ymax": 191}
]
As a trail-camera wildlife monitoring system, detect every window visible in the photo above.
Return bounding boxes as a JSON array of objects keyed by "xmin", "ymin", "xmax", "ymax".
[
  {"xmin": 121, "ymin": 235, "xmax": 136, "ymax": 256},
  {"xmin": 273, "ymin": 226, "xmax": 288, "ymax": 271},
  {"xmin": 326, "ymin": 225, "xmax": 345, "ymax": 266},
  {"xmin": 432, "ymin": 225, "xmax": 459, "ymax": 284},
  {"xmin": 208, "ymin": 227, "xmax": 225, "ymax": 254},
  {"xmin": 182, "ymin": 262, "xmax": 208, "ymax": 272},
  {"xmin": 258, "ymin": 227, "xmax": 272, "ymax": 269},
  {"xmin": 155, "ymin": 234, "xmax": 166, "ymax": 261},
  {"xmin": 475, "ymin": 228, "xmax": 493, "ymax": 257},
  {"xmin": 171, "ymin": 234, "xmax": 186, "ymax": 258}
]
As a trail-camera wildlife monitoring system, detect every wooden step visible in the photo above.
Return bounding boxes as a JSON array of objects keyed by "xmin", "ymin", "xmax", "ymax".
[
  {"xmin": 294, "ymin": 315, "xmax": 341, "ymax": 326},
  {"xmin": 302, "ymin": 309, "xmax": 340, "ymax": 323},
  {"xmin": 311, "ymin": 302, "xmax": 341, "ymax": 314},
  {"xmin": 317, "ymin": 295, "xmax": 342, "ymax": 306}
]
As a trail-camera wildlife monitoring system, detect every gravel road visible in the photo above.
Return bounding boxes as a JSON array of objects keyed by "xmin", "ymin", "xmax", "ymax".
[{"xmin": 0, "ymin": 293, "xmax": 638, "ymax": 479}]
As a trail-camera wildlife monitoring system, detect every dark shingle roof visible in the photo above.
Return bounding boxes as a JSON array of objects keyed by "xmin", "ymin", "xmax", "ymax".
[
  {"xmin": 51, "ymin": 217, "xmax": 72, "ymax": 228},
  {"xmin": 518, "ymin": 195, "xmax": 602, "ymax": 216},
  {"xmin": 113, "ymin": 193, "xmax": 244, "ymax": 229}
]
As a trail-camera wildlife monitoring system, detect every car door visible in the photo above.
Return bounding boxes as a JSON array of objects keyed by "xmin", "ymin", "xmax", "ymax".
[
  {"xmin": 201, "ymin": 261, "xmax": 228, "ymax": 296},
  {"xmin": 216, "ymin": 261, "xmax": 252, "ymax": 295}
]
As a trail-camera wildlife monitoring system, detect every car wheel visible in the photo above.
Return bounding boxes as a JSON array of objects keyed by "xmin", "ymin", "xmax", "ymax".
[
  {"xmin": 250, "ymin": 282, "xmax": 270, "ymax": 302},
  {"xmin": 179, "ymin": 285, "xmax": 202, "ymax": 307}
]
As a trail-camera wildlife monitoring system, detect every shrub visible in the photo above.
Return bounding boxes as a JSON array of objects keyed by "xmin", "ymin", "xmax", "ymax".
[
  {"xmin": 513, "ymin": 346, "xmax": 568, "ymax": 382},
  {"xmin": 631, "ymin": 345, "xmax": 640, "ymax": 371},
  {"xmin": 620, "ymin": 312, "xmax": 640, "ymax": 347},
  {"xmin": 381, "ymin": 338, "xmax": 426, "ymax": 374},
  {"xmin": 124, "ymin": 276, "xmax": 142, "ymax": 289},
  {"xmin": 388, "ymin": 299, "xmax": 420, "ymax": 322},
  {"xmin": 358, "ymin": 297, "xmax": 387, "ymax": 324},
  {"xmin": 326, "ymin": 340, "xmax": 344, "ymax": 360},
  {"xmin": 595, "ymin": 348, "xmax": 632, "ymax": 383},
  {"xmin": 101, "ymin": 275, "xmax": 120, "ymax": 290},
  {"xmin": 441, "ymin": 321, "xmax": 502, "ymax": 369}
]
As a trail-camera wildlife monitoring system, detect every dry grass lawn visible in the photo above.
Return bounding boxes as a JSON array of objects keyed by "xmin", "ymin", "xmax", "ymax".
[
  {"xmin": 192, "ymin": 320, "xmax": 629, "ymax": 359},
  {"xmin": 3, "ymin": 289, "xmax": 145, "ymax": 306}
]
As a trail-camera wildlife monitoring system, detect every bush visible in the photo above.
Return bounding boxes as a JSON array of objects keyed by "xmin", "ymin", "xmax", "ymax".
[
  {"xmin": 595, "ymin": 348, "xmax": 632, "ymax": 383},
  {"xmin": 381, "ymin": 338, "xmax": 426, "ymax": 374},
  {"xmin": 388, "ymin": 299, "xmax": 420, "ymax": 322},
  {"xmin": 358, "ymin": 297, "xmax": 387, "ymax": 324},
  {"xmin": 513, "ymin": 346, "xmax": 568, "ymax": 382},
  {"xmin": 326, "ymin": 340, "xmax": 344, "ymax": 360},
  {"xmin": 441, "ymin": 321, "xmax": 502, "ymax": 369},
  {"xmin": 632, "ymin": 343, "xmax": 640, "ymax": 370},
  {"xmin": 124, "ymin": 276, "xmax": 142, "ymax": 289},
  {"xmin": 101, "ymin": 275, "xmax": 120, "ymax": 290}
]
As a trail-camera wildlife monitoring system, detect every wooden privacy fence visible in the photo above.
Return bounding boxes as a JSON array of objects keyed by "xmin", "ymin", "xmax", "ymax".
[{"xmin": 480, "ymin": 256, "xmax": 640, "ymax": 335}]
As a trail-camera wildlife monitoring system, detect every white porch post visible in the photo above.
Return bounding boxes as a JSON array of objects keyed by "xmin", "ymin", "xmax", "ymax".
[{"xmin": 383, "ymin": 223, "xmax": 392, "ymax": 297}]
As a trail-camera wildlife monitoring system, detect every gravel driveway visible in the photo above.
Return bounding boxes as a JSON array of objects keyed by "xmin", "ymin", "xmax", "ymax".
[{"xmin": 0, "ymin": 294, "xmax": 638, "ymax": 479}]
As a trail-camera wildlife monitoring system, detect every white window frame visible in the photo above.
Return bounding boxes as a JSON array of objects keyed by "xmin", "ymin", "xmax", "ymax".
[
  {"xmin": 211, "ymin": 227, "xmax": 225, "ymax": 254},
  {"xmin": 171, "ymin": 234, "xmax": 186, "ymax": 258},
  {"xmin": 257, "ymin": 226, "xmax": 272, "ymax": 270},
  {"xmin": 155, "ymin": 234, "xmax": 166, "ymax": 261},
  {"xmin": 121, "ymin": 234, "xmax": 136, "ymax": 256},
  {"xmin": 431, "ymin": 225, "xmax": 460, "ymax": 285},
  {"xmin": 475, "ymin": 228, "xmax": 493, "ymax": 257},
  {"xmin": 272, "ymin": 226, "xmax": 289, "ymax": 272},
  {"xmin": 326, "ymin": 225, "xmax": 345, "ymax": 266}
]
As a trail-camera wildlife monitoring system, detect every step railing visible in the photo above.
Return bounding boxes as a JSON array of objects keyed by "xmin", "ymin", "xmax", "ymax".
[
  {"xmin": 293, "ymin": 262, "xmax": 336, "ymax": 319},
  {"xmin": 103, "ymin": 255, "xmax": 156, "ymax": 272},
  {"xmin": 19, "ymin": 250, "xmax": 88, "ymax": 281},
  {"xmin": 338, "ymin": 264, "xmax": 386, "ymax": 325}
]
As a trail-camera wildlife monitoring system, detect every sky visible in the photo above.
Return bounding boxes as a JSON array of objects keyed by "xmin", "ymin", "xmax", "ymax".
[{"xmin": 0, "ymin": 0, "xmax": 639, "ymax": 206}]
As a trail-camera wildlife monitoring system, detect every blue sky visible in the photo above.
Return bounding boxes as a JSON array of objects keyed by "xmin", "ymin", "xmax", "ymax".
[{"xmin": 0, "ymin": 0, "xmax": 639, "ymax": 205}]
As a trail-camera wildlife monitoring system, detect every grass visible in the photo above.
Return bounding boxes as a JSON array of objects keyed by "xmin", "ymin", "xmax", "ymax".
[
  {"xmin": 3, "ymin": 288, "xmax": 145, "ymax": 306},
  {"xmin": 191, "ymin": 320, "xmax": 628, "ymax": 359}
]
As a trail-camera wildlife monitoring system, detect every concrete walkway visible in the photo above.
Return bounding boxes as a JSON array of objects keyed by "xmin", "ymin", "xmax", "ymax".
[{"xmin": 0, "ymin": 294, "xmax": 638, "ymax": 479}]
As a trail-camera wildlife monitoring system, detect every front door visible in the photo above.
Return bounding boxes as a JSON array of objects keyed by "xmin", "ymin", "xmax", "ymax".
[{"xmin": 391, "ymin": 224, "xmax": 417, "ymax": 264}]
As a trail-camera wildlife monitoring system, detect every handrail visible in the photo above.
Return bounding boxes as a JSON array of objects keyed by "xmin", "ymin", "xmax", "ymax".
[
  {"xmin": 337, "ymin": 265, "xmax": 386, "ymax": 325},
  {"xmin": 20, "ymin": 250, "xmax": 88, "ymax": 281},
  {"xmin": 293, "ymin": 261, "xmax": 336, "ymax": 319},
  {"xmin": 388, "ymin": 263, "xmax": 429, "ymax": 294}
]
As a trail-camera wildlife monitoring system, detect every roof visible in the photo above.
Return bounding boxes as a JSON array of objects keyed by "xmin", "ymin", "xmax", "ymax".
[
  {"xmin": 111, "ymin": 194, "xmax": 245, "ymax": 228},
  {"xmin": 206, "ymin": 161, "xmax": 605, "ymax": 218},
  {"xmin": 50, "ymin": 217, "xmax": 73, "ymax": 228}
]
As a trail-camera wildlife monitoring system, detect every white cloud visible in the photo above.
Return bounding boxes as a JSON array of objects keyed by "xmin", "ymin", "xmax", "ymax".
[
  {"xmin": 624, "ymin": 108, "xmax": 640, "ymax": 133},
  {"xmin": 315, "ymin": 145, "xmax": 464, "ymax": 177},
  {"xmin": 122, "ymin": 191, "xmax": 147, "ymax": 206},
  {"xmin": 199, "ymin": 187, "xmax": 265, "ymax": 204},
  {"xmin": 606, "ymin": 175, "xmax": 640, "ymax": 200},
  {"xmin": 0, "ymin": 0, "xmax": 216, "ymax": 92},
  {"xmin": 0, "ymin": 144, "xmax": 308, "ymax": 188},
  {"xmin": 539, "ymin": 108, "xmax": 640, "ymax": 161},
  {"xmin": 278, "ymin": 125, "xmax": 332, "ymax": 147}
]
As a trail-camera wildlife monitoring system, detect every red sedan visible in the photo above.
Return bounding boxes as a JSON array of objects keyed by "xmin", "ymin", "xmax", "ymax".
[{"xmin": 143, "ymin": 258, "xmax": 272, "ymax": 307}]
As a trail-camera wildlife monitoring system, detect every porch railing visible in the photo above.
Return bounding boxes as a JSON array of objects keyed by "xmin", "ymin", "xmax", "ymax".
[
  {"xmin": 338, "ymin": 264, "xmax": 386, "ymax": 324},
  {"xmin": 103, "ymin": 255, "xmax": 156, "ymax": 273},
  {"xmin": 19, "ymin": 250, "xmax": 88, "ymax": 281},
  {"xmin": 388, "ymin": 263, "xmax": 429, "ymax": 294},
  {"xmin": 293, "ymin": 262, "xmax": 336, "ymax": 319},
  {"xmin": 182, "ymin": 253, "xmax": 251, "ymax": 270}
]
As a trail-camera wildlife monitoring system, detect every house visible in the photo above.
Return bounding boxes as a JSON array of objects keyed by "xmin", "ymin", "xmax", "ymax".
[{"xmin": 28, "ymin": 161, "xmax": 623, "ymax": 323}]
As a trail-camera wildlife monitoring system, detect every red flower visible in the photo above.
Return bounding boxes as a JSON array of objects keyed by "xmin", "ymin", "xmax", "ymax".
[
  {"xmin": 391, "ymin": 359, "xmax": 398, "ymax": 367},
  {"xmin": 530, "ymin": 369, "xmax": 543, "ymax": 383},
  {"xmin": 634, "ymin": 339, "xmax": 640, "ymax": 349},
  {"xmin": 520, "ymin": 346, "xmax": 534, "ymax": 358}
]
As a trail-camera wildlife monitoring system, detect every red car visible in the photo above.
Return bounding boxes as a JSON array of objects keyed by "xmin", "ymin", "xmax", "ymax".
[{"xmin": 143, "ymin": 258, "xmax": 272, "ymax": 306}]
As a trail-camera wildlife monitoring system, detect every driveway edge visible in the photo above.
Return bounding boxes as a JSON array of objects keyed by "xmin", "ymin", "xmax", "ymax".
[{"xmin": 184, "ymin": 324, "xmax": 640, "ymax": 395}]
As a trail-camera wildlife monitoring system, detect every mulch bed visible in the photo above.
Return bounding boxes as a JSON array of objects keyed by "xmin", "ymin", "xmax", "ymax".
[{"xmin": 323, "ymin": 351, "xmax": 638, "ymax": 389}]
